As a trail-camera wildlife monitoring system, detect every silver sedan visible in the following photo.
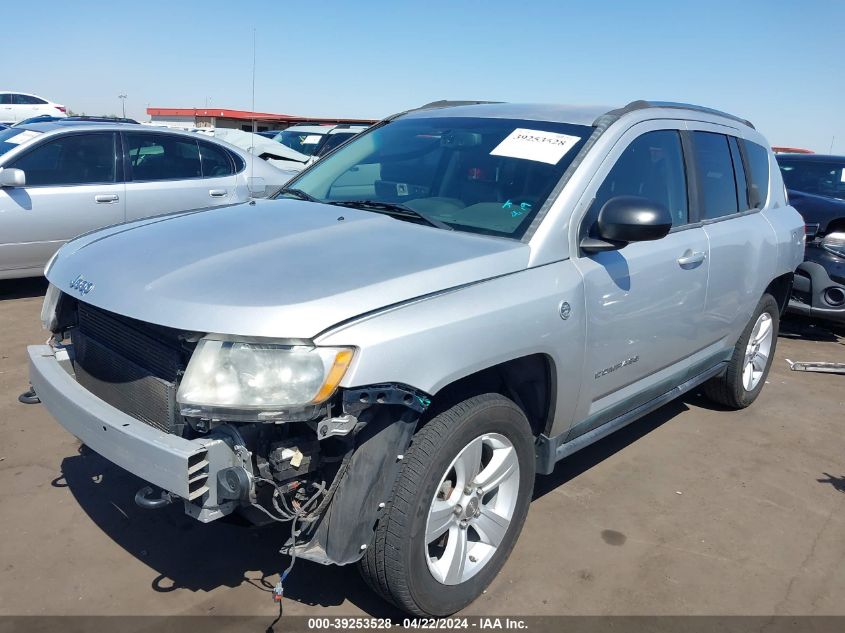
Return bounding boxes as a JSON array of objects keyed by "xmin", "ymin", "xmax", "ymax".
[{"xmin": 0, "ymin": 121, "xmax": 295, "ymax": 279}]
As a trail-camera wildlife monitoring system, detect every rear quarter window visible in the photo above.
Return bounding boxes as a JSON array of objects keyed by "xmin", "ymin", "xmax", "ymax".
[{"xmin": 743, "ymin": 141, "xmax": 770, "ymax": 208}]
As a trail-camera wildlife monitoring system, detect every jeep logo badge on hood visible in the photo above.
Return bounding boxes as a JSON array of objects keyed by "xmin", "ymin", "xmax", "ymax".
[{"xmin": 69, "ymin": 275, "xmax": 94, "ymax": 295}]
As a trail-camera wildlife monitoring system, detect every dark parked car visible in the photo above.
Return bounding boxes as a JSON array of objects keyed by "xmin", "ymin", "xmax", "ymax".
[{"xmin": 776, "ymin": 154, "xmax": 845, "ymax": 325}]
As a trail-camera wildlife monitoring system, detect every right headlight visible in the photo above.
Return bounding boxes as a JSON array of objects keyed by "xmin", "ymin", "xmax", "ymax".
[
  {"xmin": 821, "ymin": 231, "xmax": 845, "ymax": 259},
  {"xmin": 176, "ymin": 339, "xmax": 355, "ymax": 421}
]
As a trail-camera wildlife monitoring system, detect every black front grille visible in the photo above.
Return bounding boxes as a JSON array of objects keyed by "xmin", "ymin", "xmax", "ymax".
[{"xmin": 71, "ymin": 303, "xmax": 188, "ymax": 433}]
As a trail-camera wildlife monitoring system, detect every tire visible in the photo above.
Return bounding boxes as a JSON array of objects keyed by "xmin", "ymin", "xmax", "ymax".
[
  {"xmin": 358, "ymin": 393, "xmax": 535, "ymax": 616},
  {"xmin": 702, "ymin": 294, "xmax": 780, "ymax": 409}
]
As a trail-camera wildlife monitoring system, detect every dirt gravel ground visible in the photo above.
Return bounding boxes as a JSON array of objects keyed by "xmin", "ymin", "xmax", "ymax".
[{"xmin": 0, "ymin": 277, "xmax": 843, "ymax": 618}]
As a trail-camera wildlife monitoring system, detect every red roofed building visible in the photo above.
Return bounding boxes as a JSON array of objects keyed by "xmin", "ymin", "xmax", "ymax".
[{"xmin": 146, "ymin": 107, "xmax": 376, "ymax": 132}]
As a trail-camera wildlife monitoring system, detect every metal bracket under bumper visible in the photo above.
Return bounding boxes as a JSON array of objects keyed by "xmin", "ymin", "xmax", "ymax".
[{"xmin": 28, "ymin": 345, "xmax": 240, "ymax": 511}]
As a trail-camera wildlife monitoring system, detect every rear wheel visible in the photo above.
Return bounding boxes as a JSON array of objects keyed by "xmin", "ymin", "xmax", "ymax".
[
  {"xmin": 703, "ymin": 294, "xmax": 779, "ymax": 409},
  {"xmin": 358, "ymin": 393, "xmax": 535, "ymax": 616}
]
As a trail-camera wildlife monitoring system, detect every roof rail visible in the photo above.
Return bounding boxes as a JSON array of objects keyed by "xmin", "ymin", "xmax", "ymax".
[
  {"xmin": 416, "ymin": 100, "xmax": 504, "ymax": 111},
  {"xmin": 599, "ymin": 100, "xmax": 755, "ymax": 129}
]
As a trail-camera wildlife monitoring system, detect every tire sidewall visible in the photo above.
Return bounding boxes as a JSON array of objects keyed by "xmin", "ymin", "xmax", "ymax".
[
  {"xmin": 733, "ymin": 295, "xmax": 780, "ymax": 406},
  {"xmin": 401, "ymin": 398, "xmax": 535, "ymax": 616}
]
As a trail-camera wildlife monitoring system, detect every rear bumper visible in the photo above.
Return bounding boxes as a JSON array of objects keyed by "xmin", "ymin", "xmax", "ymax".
[{"xmin": 28, "ymin": 344, "xmax": 241, "ymax": 521}]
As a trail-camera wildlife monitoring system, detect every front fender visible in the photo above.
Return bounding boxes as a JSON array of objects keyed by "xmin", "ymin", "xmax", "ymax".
[{"xmin": 316, "ymin": 261, "xmax": 586, "ymax": 438}]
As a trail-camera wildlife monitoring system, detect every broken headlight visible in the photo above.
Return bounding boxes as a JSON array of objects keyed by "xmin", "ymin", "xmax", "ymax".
[
  {"xmin": 176, "ymin": 339, "xmax": 354, "ymax": 422},
  {"xmin": 40, "ymin": 284, "xmax": 61, "ymax": 331}
]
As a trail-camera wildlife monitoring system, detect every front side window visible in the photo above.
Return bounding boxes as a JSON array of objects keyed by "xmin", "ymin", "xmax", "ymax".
[
  {"xmin": 691, "ymin": 132, "xmax": 739, "ymax": 220},
  {"xmin": 9, "ymin": 132, "xmax": 116, "ymax": 186},
  {"xmin": 125, "ymin": 133, "xmax": 201, "ymax": 181},
  {"xmin": 273, "ymin": 129, "xmax": 327, "ymax": 156},
  {"xmin": 586, "ymin": 130, "xmax": 688, "ymax": 233},
  {"xmin": 778, "ymin": 158, "xmax": 845, "ymax": 200},
  {"xmin": 198, "ymin": 140, "xmax": 234, "ymax": 177},
  {"xmin": 286, "ymin": 116, "xmax": 592, "ymax": 238}
]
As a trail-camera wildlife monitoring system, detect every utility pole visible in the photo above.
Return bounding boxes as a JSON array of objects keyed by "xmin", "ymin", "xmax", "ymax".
[{"xmin": 118, "ymin": 93, "xmax": 127, "ymax": 118}]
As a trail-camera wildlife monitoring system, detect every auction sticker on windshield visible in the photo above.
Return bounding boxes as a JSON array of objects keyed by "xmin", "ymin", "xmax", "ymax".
[{"xmin": 490, "ymin": 128, "xmax": 581, "ymax": 165}]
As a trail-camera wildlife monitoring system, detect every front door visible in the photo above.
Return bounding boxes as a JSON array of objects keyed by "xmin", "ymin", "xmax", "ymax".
[
  {"xmin": 0, "ymin": 131, "xmax": 124, "ymax": 276},
  {"xmin": 569, "ymin": 126, "xmax": 710, "ymax": 436}
]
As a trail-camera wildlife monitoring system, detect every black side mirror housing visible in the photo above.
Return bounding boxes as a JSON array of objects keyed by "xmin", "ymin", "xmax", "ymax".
[{"xmin": 581, "ymin": 196, "xmax": 673, "ymax": 253}]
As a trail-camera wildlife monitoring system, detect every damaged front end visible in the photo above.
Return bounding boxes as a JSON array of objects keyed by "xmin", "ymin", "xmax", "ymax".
[{"xmin": 30, "ymin": 291, "xmax": 430, "ymax": 566}]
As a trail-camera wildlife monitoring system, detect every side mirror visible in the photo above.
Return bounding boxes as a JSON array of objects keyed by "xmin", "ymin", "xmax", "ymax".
[
  {"xmin": 0, "ymin": 168, "xmax": 25, "ymax": 188},
  {"xmin": 581, "ymin": 196, "xmax": 673, "ymax": 253}
]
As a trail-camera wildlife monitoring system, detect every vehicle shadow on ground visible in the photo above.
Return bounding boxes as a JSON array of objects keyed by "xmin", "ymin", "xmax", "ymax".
[
  {"xmin": 0, "ymin": 277, "xmax": 48, "ymax": 301},
  {"xmin": 533, "ymin": 399, "xmax": 687, "ymax": 499},
  {"xmin": 780, "ymin": 316, "xmax": 844, "ymax": 343},
  {"xmin": 58, "ymin": 445, "xmax": 405, "ymax": 618}
]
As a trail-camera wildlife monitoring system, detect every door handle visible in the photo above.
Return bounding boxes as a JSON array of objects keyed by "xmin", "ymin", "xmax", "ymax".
[
  {"xmin": 209, "ymin": 189, "xmax": 227, "ymax": 198},
  {"xmin": 95, "ymin": 194, "xmax": 119, "ymax": 203},
  {"xmin": 677, "ymin": 250, "xmax": 706, "ymax": 267}
]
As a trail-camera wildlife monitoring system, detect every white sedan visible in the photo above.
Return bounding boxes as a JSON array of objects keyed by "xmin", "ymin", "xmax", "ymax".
[{"xmin": 0, "ymin": 91, "xmax": 67, "ymax": 124}]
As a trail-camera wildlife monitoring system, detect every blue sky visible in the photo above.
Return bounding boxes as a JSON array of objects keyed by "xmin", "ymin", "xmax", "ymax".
[{"xmin": 6, "ymin": 0, "xmax": 844, "ymax": 152}]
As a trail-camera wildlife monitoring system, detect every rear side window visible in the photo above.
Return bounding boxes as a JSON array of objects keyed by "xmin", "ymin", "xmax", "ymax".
[
  {"xmin": 0, "ymin": 94, "xmax": 11, "ymax": 105},
  {"xmin": 10, "ymin": 132, "xmax": 117, "ymax": 186},
  {"xmin": 743, "ymin": 141, "xmax": 770, "ymax": 208},
  {"xmin": 691, "ymin": 132, "xmax": 738, "ymax": 220},
  {"xmin": 198, "ymin": 140, "xmax": 234, "ymax": 177},
  {"xmin": 14, "ymin": 94, "xmax": 47, "ymax": 105},
  {"xmin": 588, "ymin": 130, "xmax": 689, "ymax": 230},
  {"xmin": 125, "ymin": 133, "xmax": 201, "ymax": 181}
]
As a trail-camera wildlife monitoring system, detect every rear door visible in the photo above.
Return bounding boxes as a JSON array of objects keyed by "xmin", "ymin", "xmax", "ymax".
[
  {"xmin": 689, "ymin": 128, "xmax": 777, "ymax": 345},
  {"xmin": 12, "ymin": 94, "xmax": 47, "ymax": 121},
  {"xmin": 122, "ymin": 131, "xmax": 237, "ymax": 222},
  {"xmin": 0, "ymin": 131, "xmax": 125, "ymax": 275},
  {"xmin": 0, "ymin": 93, "xmax": 13, "ymax": 123}
]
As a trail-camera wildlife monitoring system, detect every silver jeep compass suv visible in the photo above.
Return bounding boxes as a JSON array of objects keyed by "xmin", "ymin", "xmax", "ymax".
[{"xmin": 30, "ymin": 100, "xmax": 804, "ymax": 616}]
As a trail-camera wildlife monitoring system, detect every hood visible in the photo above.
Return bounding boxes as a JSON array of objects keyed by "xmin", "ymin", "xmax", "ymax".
[
  {"xmin": 50, "ymin": 200, "xmax": 530, "ymax": 339},
  {"xmin": 788, "ymin": 189, "xmax": 845, "ymax": 234}
]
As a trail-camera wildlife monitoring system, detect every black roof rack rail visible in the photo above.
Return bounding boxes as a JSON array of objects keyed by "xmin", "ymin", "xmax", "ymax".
[
  {"xmin": 416, "ymin": 100, "xmax": 503, "ymax": 111},
  {"xmin": 599, "ymin": 100, "xmax": 755, "ymax": 129}
]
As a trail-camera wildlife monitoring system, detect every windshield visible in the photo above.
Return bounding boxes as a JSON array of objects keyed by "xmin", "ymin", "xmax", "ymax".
[
  {"xmin": 778, "ymin": 158, "xmax": 845, "ymax": 200},
  {"xmin": 272, "ymin": 129, "xmax": 328, "ymax": 156},
  {"xmin": 281, "ymin": 116, "xmax": 592, "ymax": 238},
  {"xmin": 0, "ymin": 127, "xmax": 43, "ymax": 157}
]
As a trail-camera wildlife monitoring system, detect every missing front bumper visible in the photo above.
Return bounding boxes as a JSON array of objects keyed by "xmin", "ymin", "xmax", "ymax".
[{"xmin": 28, "ymin": 344, "xmax": 243, "ymax": 522}]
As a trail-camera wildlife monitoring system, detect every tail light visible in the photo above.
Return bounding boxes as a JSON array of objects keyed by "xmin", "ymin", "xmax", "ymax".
[{"xmin": 56, "ymin": 105, "xmax": 66, "ymax": 113}]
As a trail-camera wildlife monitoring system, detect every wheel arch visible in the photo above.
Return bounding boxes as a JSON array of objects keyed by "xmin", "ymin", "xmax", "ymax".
[
  {"xmin": 423, "ymin": 353, "xmax": 557, "ymax": 438},
  {"xmin": 765, "ymin": 271, "xmax": 794, "ymax": 316}
]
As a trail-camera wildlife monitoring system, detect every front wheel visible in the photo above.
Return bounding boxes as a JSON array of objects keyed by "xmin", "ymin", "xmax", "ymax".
[
  {"xmin": 358, "ymin": 393, "xmax": 535, "ymax": 616},
  {"xmin": 702, "ymin": 294, "xmax": 780, "ymax": 409}
]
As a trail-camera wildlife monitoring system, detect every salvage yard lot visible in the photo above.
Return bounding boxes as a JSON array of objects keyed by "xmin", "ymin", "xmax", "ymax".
[{"xmin": 0, "ymin": 278, "xmax": 843, "ymax": 617}]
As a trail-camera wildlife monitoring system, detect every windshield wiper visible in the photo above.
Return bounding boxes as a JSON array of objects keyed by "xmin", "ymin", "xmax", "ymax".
[
  {"xmin": 329, "ymin": 200, "xmax": 453, "ymax": 231},
  {"xmin": 277, "ymin": 187, "xmax": 320, "ymax": 203}
]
